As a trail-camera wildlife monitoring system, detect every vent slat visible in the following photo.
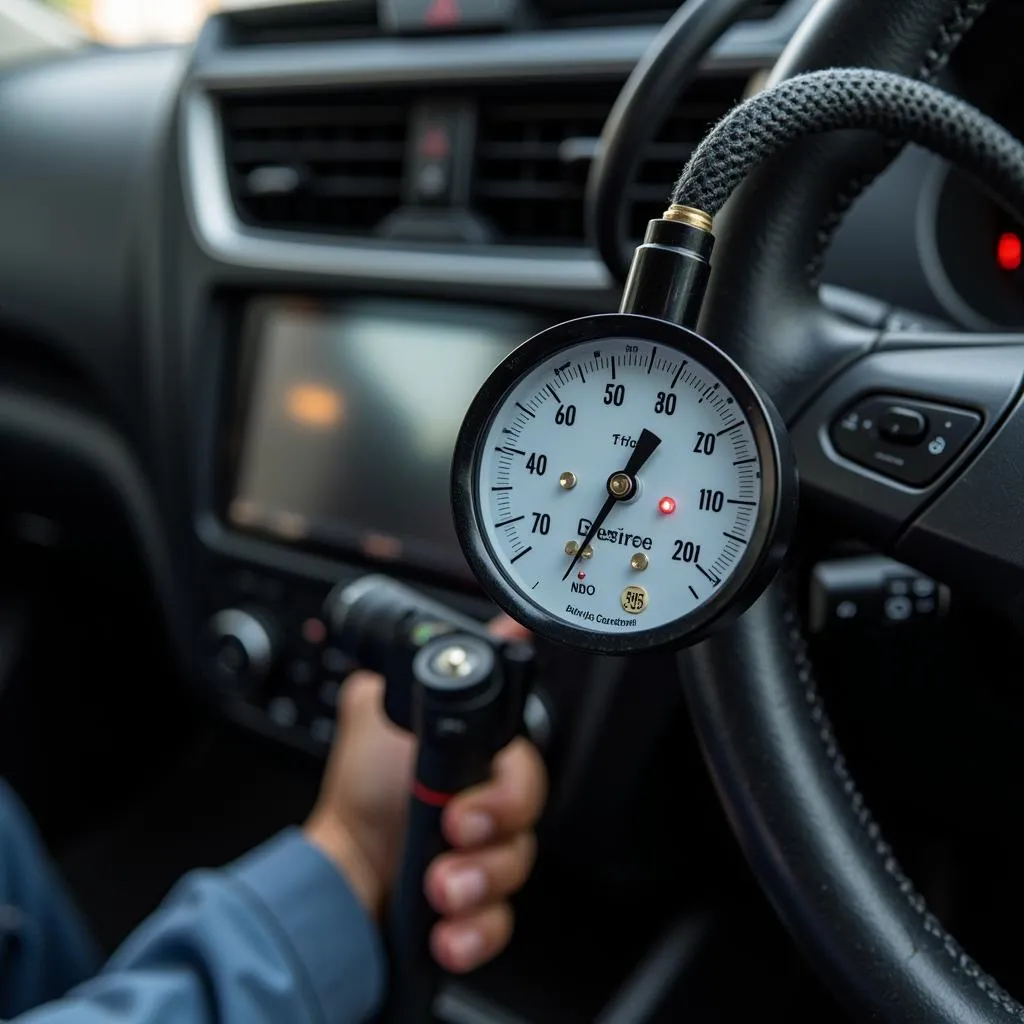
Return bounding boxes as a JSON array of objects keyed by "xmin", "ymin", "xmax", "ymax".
[
  {"xmin": 475, "ymin": 77, "xmax": 745, "ymax": 246},
  {"xmin": 534, "ymin": 0, "xmax": 784, "ymax": 29},
  {"xmin": 228, "ymin": 140, "xmax": 407, "ymax": 162},
  {"xmin": 476, "ymin": 181, "xmax": 580, "ymax": 201},
  {"xmin": 221, "ymin": 92, "xmax": 409, "ymax": 235},
  {"xmin": 226, "ymin": 107, "xmax": 407, "ymax": 130}
]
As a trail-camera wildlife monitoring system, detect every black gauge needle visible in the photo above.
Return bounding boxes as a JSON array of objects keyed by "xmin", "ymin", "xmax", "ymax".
[{"xmin": 562, "ymin": 428, "xmax": 662, "ymax": 582}]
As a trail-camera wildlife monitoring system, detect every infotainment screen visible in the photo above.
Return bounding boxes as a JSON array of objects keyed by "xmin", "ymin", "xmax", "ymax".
[{"xmin": 227, "ymin": 297, "xmax": 539, "ymax": 578}]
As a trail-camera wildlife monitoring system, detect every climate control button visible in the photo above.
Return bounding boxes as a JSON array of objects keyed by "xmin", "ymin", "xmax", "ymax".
[{"xmin": 206, "ymin": 608, "xmax": 277, "ymax": 691}]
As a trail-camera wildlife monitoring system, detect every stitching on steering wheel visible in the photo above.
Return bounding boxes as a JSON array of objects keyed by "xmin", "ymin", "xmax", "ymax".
[
  {"xmin": 780, "ymin": 594, "xmax": 1024, "ymax": 1018},
  {"xmin": 804, "ymin": 0, "xmax": 991, "ymax": 284}
]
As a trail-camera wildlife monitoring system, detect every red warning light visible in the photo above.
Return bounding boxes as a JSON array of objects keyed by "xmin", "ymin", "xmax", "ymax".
[
  {"xmin": 425, "ymin": 0, "xmax": 460, "ymax": 27},
  {"xmin": 658, "ymin": 497, "xmax": 677, "ymax": 515},
  {"xmin": 997, "ymin": 231, "xmax": 1022, "ymax": 271},
  {"xmin": 301, "ymin": 618, "xmax": 327, "ymax": 645},
  {"xmin": 419, "ymin": 125, "xmax": 450, "ymax": 160}
]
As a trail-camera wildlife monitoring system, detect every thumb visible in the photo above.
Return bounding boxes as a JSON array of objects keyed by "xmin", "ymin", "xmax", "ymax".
[{"xmin": 336, "ymin": 670, "xmax": 388, "ymax": 732}]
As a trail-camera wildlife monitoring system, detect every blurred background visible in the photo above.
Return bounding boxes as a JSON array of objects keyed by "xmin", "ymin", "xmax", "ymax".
[{"xmin": 3, "ymin": 0, "xmax": 311, "ymax": 51}]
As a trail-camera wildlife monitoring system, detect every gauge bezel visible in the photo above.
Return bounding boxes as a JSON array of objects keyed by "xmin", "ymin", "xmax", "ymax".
[{"xmin": 452, "ymin": 313, "xmax": 797, "ymax": 654}]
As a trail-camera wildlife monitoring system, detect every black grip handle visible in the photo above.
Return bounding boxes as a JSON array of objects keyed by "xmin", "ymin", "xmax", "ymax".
[{"xmin": 383, "ymin": 745, "xmax": 492, "ymax": 1024}]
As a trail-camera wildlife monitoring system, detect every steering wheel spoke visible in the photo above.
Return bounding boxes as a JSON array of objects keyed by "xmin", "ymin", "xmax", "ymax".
[
  {"xmin": 593, "ymin": 0, "xmax": 1023, "ymax": 1015},
  {"xmin": 791, "ymin": 333, "xmax": 1024, "ymax": 615}
]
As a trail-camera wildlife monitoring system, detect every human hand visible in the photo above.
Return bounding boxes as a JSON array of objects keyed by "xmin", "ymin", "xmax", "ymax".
[{"xmin": 304, "ymin": 616, "xmax": 547, "ymax": 973}]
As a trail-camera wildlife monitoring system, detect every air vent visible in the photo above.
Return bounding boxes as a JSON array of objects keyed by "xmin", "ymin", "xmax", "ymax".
[
  {"xmin": 474, "ymin": 75, "xmax": 746, "ymax": 246},
  {"xmin": 535, "ymin": 0, "xmax": 785, "ymax": 29},
  {"xmin": 223, "ymin": 0, "xmax": 380, "ymax": 46},
  {"xmin": 221, "ymin": 91, "xmax": 408, "ymax": 235}
]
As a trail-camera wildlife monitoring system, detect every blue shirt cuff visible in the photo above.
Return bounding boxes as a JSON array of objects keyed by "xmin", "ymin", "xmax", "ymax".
[{"xmin": 229, "ymin": 828, "xmax": 385, "ymax": 1024}]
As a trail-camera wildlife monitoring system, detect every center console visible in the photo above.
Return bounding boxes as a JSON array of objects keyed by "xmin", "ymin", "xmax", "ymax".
[{"xmin": 196, "ymin": 294, "xmax": 564, "ymax": 755}]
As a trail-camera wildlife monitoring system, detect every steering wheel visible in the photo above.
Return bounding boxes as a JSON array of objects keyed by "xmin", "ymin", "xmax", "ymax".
[{"xmin": 595, "ymin": 0, "xmax": 1024, "ymax": 1020}]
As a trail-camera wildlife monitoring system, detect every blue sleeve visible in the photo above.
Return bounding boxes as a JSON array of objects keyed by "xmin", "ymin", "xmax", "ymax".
[{"xmin": 14, "ymin": 829, "xmax": 386, "ymax": 1024}]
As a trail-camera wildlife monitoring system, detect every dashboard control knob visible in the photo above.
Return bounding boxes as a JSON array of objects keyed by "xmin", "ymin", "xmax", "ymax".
[{"xmin": 206, "ymin": 608, "xmax": 276, "ymax": 690}]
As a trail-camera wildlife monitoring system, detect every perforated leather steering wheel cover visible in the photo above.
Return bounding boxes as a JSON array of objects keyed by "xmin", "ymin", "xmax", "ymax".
[{"xmin": 679, "ymin": 0, "xmax": 1024, "ymax": 1020}]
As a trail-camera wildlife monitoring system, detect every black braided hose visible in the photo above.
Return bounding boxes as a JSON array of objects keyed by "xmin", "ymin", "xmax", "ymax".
[{"xmin": 671, "ymin": 67, "xmax": 1024, "ymax": 221}]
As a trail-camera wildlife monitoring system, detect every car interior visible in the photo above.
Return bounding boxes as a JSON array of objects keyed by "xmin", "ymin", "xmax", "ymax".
[{"xmin": 4, "ymin": 0, "xmax": 1024, "ymax": 1020}]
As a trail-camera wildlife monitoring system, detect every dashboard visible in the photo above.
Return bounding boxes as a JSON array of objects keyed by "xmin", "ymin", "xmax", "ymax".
[{"xmin": 0, "ymin": 0, "xmax": 1020, "ymax": 762}]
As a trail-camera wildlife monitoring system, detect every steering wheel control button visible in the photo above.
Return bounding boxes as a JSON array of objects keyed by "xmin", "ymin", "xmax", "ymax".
[
  {"xmin": 809, "ymin": 556, "xmax": 950, "ymax": 635},
  {"xmin": 830, "ymin": 395, "xmax": 981, "ymax": 487},
  {"xmin": 878, "ymin": 405, "xmax": 928, "ymax": 445}
]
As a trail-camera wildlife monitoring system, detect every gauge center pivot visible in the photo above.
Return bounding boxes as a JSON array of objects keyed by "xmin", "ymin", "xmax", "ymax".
[{"xmin": 607, "ymin": 472, "xmax": 635, "ymax": 499}]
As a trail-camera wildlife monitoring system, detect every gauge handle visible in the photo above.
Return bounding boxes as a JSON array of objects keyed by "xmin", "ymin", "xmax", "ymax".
[
  {"xmin": 382, "ymin": 636, "xmax": 530, "ymax": 1024},
  {"xmin": 384, "ymin": 745, "xmax": 492, "ymax": 1024}
]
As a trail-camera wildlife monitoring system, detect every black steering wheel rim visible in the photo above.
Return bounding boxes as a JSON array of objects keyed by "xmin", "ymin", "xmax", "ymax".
[{"xmin": 631, "ymin": 0, "xmax": 1024, "ymax": 1020}]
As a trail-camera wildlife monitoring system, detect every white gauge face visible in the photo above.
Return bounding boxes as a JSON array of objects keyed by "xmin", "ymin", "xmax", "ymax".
[{"xmin": 476, "ymin": 335, "xmax": 765, "ymax": 636}]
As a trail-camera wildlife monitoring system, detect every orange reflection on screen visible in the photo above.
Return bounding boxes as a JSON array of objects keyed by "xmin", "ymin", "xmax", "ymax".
[
  {"xmin": 269, "ymin": 511, "xmax": 310, "ymax": 540},
  {"xmin": 228, "ymin": 498, "xmax": 259, "ymax": 526},
  {"xmin": 362, "ymin": 532, "xmax": 404, "ymax": 561},
  {"xmin": 285, "ymin": 383, "xmax": 344, "ymax": 428}
]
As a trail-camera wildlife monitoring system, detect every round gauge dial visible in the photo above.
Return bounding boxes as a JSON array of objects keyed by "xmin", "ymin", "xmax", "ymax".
[{"xmin": 452, "ymin": 314, "xmax": 796, "ymax": 654}]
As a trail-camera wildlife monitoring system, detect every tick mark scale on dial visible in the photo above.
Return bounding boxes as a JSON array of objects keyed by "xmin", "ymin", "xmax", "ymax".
[
  {"xmin": 648, "ymin": 347, "xmax": 657, "ymax": 373},
  {"xmin": 688, "ymin": 586, "xmax": 700, "ymax": 600},
  {"xmin": 495, "ymin": 516, "xmax": 525, "ymax": 528},
  {"xmin": 510, "ymin": 547, "xmax": 532, "ymax": 564},
  {"xmin": 498, "ymin": 447, "xmax": 526, "ymax": 456},
  {"xmin": 717, "ymin": 421, "xmax": 744, "ymax": 435},
  {"xmin": 733, "ymin": 458, "xmax": 758, "ymax": 466},
  {"xmin": 728, "ymin": 499, "xmax": 757, "ymax": 507},
  {"xmin": 547, "ymin": 384, "xmax": 561, "ymax": 404},
  {"xmin": 671, "ymin": 361, "xmax": 688, "ymax": 389},
  {"xmin": 577, "ymin": 364, "xmax": 587, "ymax": 383},
  {"xmin": 611, "ymin": 360, "xmax": 616, "ymax": 380},
  {"xmin": 556, "ymin": 362, "xmax": 571, "ymax": 374},
  {"xmin": 696, "ymin": 564, "xmax": 722, "ymax": 587},
  {"xmin": 723, "ymin": 531, "xmax": 746, "ymax": 543},
  {"xmin": 515, "ymin": 402, "xmax": 535, "ymax": 419},
  {"xmin": 492, "ymin": 486, "xmax": 514, "ymax": 492}
]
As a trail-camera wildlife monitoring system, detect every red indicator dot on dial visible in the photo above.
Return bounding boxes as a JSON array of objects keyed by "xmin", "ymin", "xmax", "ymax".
[
  {"xmin": 658, "ymin": 496, "xmax": 677, "ymax": 515},
  {"xmin": 577, "ymin": 572, "xmax": 586, "ymax": 580}
]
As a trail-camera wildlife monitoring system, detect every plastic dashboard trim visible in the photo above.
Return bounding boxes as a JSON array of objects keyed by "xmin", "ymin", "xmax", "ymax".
[{"xmin": 178, "ymin": 0, "xmax": 813, "ymax": 294}]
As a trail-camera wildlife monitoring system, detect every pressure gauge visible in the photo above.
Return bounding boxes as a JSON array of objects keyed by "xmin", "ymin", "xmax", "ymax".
[{"xmin": 452, "ymin": 313, "xmax": 797, "ymax": 654}]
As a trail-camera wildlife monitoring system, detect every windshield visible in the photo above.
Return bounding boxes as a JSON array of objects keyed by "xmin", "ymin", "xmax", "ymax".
[{"xmin": 33, "ymin": 0, "xmax": 327, "ymax": 44}]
